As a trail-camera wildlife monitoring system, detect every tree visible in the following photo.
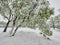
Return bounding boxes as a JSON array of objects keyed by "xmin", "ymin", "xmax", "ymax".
[
  {"xmin": 48, "ymin": 14, "xmax": 60, "ymax": 29},
  {"xmin": 11, "ymin": 0, "xmax": 54, "ymax": 36},
  {"xmin": 0, "ymin": 0, "xmax": 54, "ymax": 37},
  {"xmin": 10, "ymin": 0, "xmax": 38, "ymax": 35},
  {"xmin": 0, "ymin": 0, "xmax": 13, "ymax": 32},
  {"xmin": 37, "ymin": 0, "xmax": 54, "ymax": 37}
]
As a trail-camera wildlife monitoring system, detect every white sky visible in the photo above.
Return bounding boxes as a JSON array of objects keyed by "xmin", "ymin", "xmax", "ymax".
[{"xmin": 48, "ymin": 0, "xmax": 60, "ymax": 15}]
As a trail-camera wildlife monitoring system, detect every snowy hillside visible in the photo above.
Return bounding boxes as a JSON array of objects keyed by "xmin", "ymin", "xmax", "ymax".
[{"xmin": 0, "ymin": 28, "xmax": 60, "ymax": 45}]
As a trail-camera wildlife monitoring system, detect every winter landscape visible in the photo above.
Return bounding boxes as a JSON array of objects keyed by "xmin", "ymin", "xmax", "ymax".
[
  {"xmin": 0, "ymin": 0, "xmax": 60, "ymax": 45},
  {"xmin": 0, "ymin": 28, "xmax": 60, "ymax": 45}
]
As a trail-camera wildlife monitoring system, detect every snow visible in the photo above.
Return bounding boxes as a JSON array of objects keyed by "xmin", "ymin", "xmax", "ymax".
[
  {"xmin": 0, "ymin": 27, "xmax": 60, "ymax": 45},
  {"xmin": 50, "ymin": 28, "xmax": 60, "ymax": 43}
]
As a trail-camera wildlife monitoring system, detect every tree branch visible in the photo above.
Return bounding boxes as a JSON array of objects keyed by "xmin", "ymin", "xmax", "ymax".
[{"xmin": 2, "ymin": 15, "xmax": 9, "ymax": 20}]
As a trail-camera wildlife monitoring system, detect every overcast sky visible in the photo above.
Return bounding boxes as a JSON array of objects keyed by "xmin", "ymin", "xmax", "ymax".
[{"xmin": 48, "ymin": 0, "xmax": 60, "ymax": 15}]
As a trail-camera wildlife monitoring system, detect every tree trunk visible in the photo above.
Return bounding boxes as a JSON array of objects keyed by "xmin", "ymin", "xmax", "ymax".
[
  {"xmin": 10, "ymin": 26, "xmax": 14, "ymax": 34},
  {"xmin": 3, "ymin": 20, "xmax": 10, "ymax": 32},
  {"xmin": 12, "ymin": 25, "xmax": 20, "ymax": 36},
  {"xmin": 10, "ymin": 16, "xmax": 17, "ymax": 34}
]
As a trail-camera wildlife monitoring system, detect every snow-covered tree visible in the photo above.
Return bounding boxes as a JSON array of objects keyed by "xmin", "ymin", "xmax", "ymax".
[
  {"xmin": 0, "ymin": 0, "xmax": 54, "ymax": 37},
  {"xmin": 10, "ymin": 0, "xmax": 39, "ymax": 35},
  {"xmin": 0, "ymin": 0, "xmax": 14, "ymax": 32},
  {"xmin": 48, "ymin": 14, "xmax": 60, "ymax": 29},
  {"xmin": 11, "ymin": 0, "xmax": 54, "ymax": 36}
]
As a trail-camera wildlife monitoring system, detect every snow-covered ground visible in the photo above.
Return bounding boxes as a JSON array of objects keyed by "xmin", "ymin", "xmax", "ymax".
[{"xmin": 0, "ymin": 27, "xmax": 60, "ymax": 45}]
